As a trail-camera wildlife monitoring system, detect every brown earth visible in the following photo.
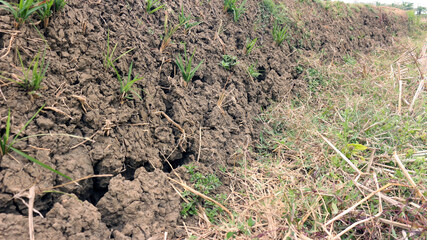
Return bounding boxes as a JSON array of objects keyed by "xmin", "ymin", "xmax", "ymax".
[{"xmin": 0, "ymin": 0, "xmax": 409, "ymax": 239}]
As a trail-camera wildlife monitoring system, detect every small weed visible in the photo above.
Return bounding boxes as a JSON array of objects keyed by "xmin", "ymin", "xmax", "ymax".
[
  {"xmin": 12, "ymin": 49, "xmax": 49, "ymax": 92},
  {"xmin": 0, "ymin": 0, "xmax": 44, "ymax": 28},
  {"xmin": 272, "ymin": 20, "xmax": 290, "ymax": 46},
  {"xmin": 37, "ymin": 0, "xmax": 54, "ymax": 27},
  {"xmin": 342, "ymin": 54, "xmax": 357, "ymax": 65},
  {"xmin": 53, "ymin": 0, "xmax": 66, "ymax": 12},
  {"xmin": 245, "ymin": 37, "xmax": 257, "ymax": 55},
  {"xmin": 179, "ymin": 6, "xmax": 201, "ymax": 32},
  {"xmin": 0, "ymin": 106, "xmax": 72, "ymax": 181},
  {"xmin": 145, "ymin": 0, "xmax": 164, "ymax": 14},
  {"xmin": 220, "ymin": 55, "xmax": 238, "ymax": 70},
  {"xmin": 305, "ymin": 68, "xmax": 327, "ymax": 92},
  {"xmin": 175, "ymin": 45, "xmax": 203, "ymax": 83},
  {"xmin": 110, "ymin": 61, "xmax": 143, "ymax": 100},
  {"xmin": 247, "ymin": 63, "xmax": 261, "ymax": 79},
  {"xmin": 160, "ymin": 11, "xmax": 186, "ymax": 53},
  {"xmin": 103, "ymin": 31, "xmax": 141, "ymax": 100},
  {"xmin": 224, "ymin": 0, "xmax": 247, "ymax": 22},
  {"xmin": 181, "ymin": 164, "xmax": 224, "ymax": 222},
  {"xmin": 103, "ymin": 30, "xmax": 134, "ymax": 69}
]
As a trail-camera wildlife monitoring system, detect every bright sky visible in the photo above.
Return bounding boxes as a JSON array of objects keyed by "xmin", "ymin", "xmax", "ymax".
[{"xmin": 339, "ymin": 0, "xmax": 427, "ymax": 8}]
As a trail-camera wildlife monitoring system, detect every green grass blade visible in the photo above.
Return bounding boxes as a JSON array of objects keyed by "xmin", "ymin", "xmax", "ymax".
[
  {"xmin": 0, "ymin": 1, "xmax": 17, "ymax": 15},
  {"xmin": 113, "ymin": 48, "xmax": 135, "ymax": 63},
  {"xmin": 10, "ymin": 146, "xmax": 72, "ymax": 181},
  {"xmin": 17, "ymin": 49, "xmax": 29, "ymax": 87},
  {"xmin": 12, "ymin": 104, "xmax": 44, "ymax": 145},
  {"xmin": 1, "ymin": 109, "xmax": 12, "ymax": 154},
  {"xmin": 26, "ymin": 4, "xmax": 44, "ymax": 18},
  {"xmin": 5, "ymin": 109, "xmax": 11, "ymax": 144},
  {"xmin": 176, "ymin": 55, "xmax": 186, "ymax": 75},
  {"xmin": 128, "ymin": 61, "xmax": 134, "ymax": 83},
  {"xmin": 189, "ymin": 60, "xmax": 203, "ymax": 81},
  {"xmin": 149, "ymin": 4, "xmax": 165, "ymax": 14},
  {"xmin": 123, "ymin": 76, "xmax": 143, "ymax": 92}
]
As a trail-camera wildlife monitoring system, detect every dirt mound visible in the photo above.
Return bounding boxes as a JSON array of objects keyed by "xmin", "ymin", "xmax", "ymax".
[
  {"xmin": 0, "ymin": 0, "xmax": 408, "ymax": 238},
  {"xmin": 0, "ymin": 194, "xmax": 110, "ymax": 239}
]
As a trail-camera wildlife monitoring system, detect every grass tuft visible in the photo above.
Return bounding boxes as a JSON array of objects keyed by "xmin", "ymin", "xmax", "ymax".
[
  {"xmin": 220, "ymin": 55, "xmax": 238, "ymax": 70},
  {"xmin": 160, "ymin": 11, "xmax": 186, "ymax": 53},
  {"xmin": 224, "ymin": 0, "xmax": 247, "ymax": 22},
  {"xmin": 145, "ymin": 0, "xmax": 165, "ymax": 14},
  {"xmin": 110, "ymin": 61, "xmax": 143, "ymax": 100},
  {"xmin": 183, "ymin": 32, "xmax": 427, "ymax": 239},
  {"xmin": 272, "ymin": 20, "xmax": 290, "ymax": 46},
  {"xmin": 0, "ymin": 48, "xmax": 50, "ymax": 93},
  {"xmin": 0, "ymin": 0, "xmax": 44, "ymax": 28},
  {"xmin": 175, "ymin": 45, "xmax": 203, "ymax": 83},
  {"xmin": 245, "ymin": 37, "xmax": 257, "ymax": 55},
  {"xmin": 179, "ymin": 6, "xmax": 201, "ymax": 33},
  {"xmin": 247, "ymin": 63, "xmax": 261, "ymax": 80}
]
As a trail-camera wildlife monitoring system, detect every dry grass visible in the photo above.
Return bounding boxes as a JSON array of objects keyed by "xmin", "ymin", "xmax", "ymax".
[{"xmin": 180, "ymin": 34, "xmax": 427, "ymax": 239}]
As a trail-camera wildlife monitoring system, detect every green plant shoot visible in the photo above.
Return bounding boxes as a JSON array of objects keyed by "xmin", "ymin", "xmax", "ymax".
[
  {"xmin": 0, "ymin": 0, "xmax": 44, "ymax": 28},
  {"xmin": 272, "ymin": 20, "xmax": 290, "ymax": 46},
  {"xmin": 175, "ymin": 46, "xmax": 203, "ymax": 83}
]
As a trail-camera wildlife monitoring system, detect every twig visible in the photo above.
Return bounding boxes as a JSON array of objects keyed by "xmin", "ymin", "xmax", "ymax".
[
  {"xmin": 325, "ymin": 183, "xmax": 405, "ymax": 226},
  {"xmin": 355, "ymin": 182, "xmax": 404, "ymax": 207},
  {"xmin": 366, "ymin": 149, "xmax": 376, "ymax": 173},
  {"xmin": 397, "ymin": 63, "xmax": 402, "ymax": 115},
  {"xmin": 28, "ymin": 186, "xmax": 35, "ymax": 240},
  {"xmin": 319, "ymin": 134, "xmax": 363, "ymax": 175},
  {"xmin": 378, "ymin": 218, "xmax": 422, "ymax": 231},
  {"xmin": 70, "ymin": 131, "xmax": 99, "ymax": 149},
  {"xmin": 196, "ymin": 125, "xmax": 202, "ymax": 162},
  {"xmin": 44, "ymin": 106, "xmax": 73, "ymax": 119},
  {"xmin": 0, "ymin": 31, "xmax": 18, "ymax": 59},
  {"xmin": 408, "ymin": 78, "xmax": 425, "ymax": 112},
  {"xmin": 12, "ymin": 186, "xmax": 40, "ymax": 240},
  {"xmin": 333, "ymin": 173, "xmax": 383, "ymax": 239},
  {"xmin": 0, "ymin": 87, "xmax": 6, "ymax": 102},
  {"xmin": 71, "ymin": 95, "xmax": 92, "ymax": 113},
  {"xmin": 40, "ymin": 174, "xmax": 113, "ymax": 192},
  {"xmin": 393, "ymin": 152, "xmax": 426, "ymax": 202},
  {"xmin": 214, "ymin": 20, "xmax": 225, "ymax": 54},
  {"xmin": 154, "ymin": 111, "xmax": 186, "ymax": 138}
]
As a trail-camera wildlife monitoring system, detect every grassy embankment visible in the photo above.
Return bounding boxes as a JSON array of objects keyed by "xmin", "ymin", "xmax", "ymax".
[{"xmin": 185, "ymin": 23, "xmax": 427, "ymax": 240}]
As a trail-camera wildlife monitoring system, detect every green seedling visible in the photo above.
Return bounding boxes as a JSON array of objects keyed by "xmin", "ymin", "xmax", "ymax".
[
  {"xmin": 0, "ymin": 106, "xmax": 72, "ymax": 181},
  {"xmin": 0, "ymin": 0, "xmax": 44, "ymax": 28},
  {"xmin": 110, "ymin": 61, "xmax": 143, "ymax": 100},
  {"xmin": 37, "ymin": 0, "xmax": 54, "ymax": 27},
  {"xmin": 175, "ymin": 45, "xmax": 203, "ymax": 83},
  {"xmin": 245, "ymin": 37, "xmax": 257, "ymax": 55},
  {"xmin": 224, "ymin": 0, "xmax": 247, "ymax": 22},
  {"xmin": 160, "ymin": 11, "xmax": 186, "ymax": 53},
  {"xmin": 103, "ymin": 30, "xmax": 134, "ymax": 69},
  {"xmin": 53, "ymin": 0, "xmax": 66, "ymax": 11},
  {"xmin": 15, "ymin": 49, "xmax": 49, "ymax": 92},
  {"xmin": 247, "ymin": 64, "xmax": 261, "ymax": 79},
  {"xmin": 272, "ymin": 20, "xmax": 290, "ymax": 46},
  {"xmin": 220, "ymin": 55, "xmax": 238, "ymax": 70},
  {"xmin": 179, "ymin": 6, "xmax": 201, "ymax": 32},
  {"xmin": 145, "ymin": 0, "xmax": 164, "ymax": 14}
]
